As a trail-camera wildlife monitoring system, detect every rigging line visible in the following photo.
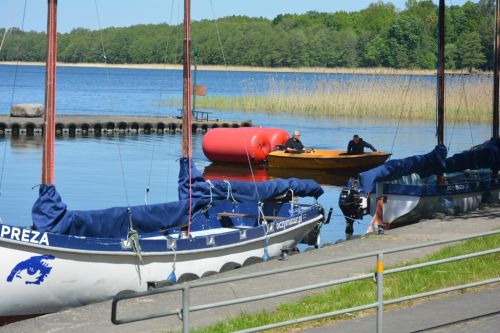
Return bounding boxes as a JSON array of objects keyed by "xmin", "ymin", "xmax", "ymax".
[
  {"xmin": 0, "ymin": 0, "xmax": 17, "ymax": 52},
  {"xmin": 170, "ymin": 1, "xmax": 183, "ymax": 71},
  {"xmin": 390, "ymin": 74, "xmax": 413, "ymax": 154},
  {"xmin": 209, "ymin": 0, "xmax": 229, "ymax": 79},
  {"xmin": 144, "ymin": 142, "xmax": 155, "ymax": 205},
  {"xmin": 461, "ymin": 74, "xmax": 474, "ymax": 147},
  {"xmin": 445, "ymin": 0, "xmax": 473, "ymax": 151},
  {"xmin": 93, "ymin": 0, "xmax": 130, "ymax": 206},
  {"xmin": 145, "ymin": 0, "xmax": 177, "ymax": 205},
  {"xmin": 0, "ymin": 0, "xmax": 26, "ymax": 196},
  {"xmin": 243, "ymin": 139, "xmax": 262, "ymax": 204},
  {"xmin": 446, "ymin": 78, "xmax": 463, "ymax": 152}
]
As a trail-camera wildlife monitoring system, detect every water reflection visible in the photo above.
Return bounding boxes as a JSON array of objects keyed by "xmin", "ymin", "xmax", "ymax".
[
  {"xmin": 268, "ymin": 168, "xmax": 355, "ymax": 187},
  {"xmin": 9, "ymin": 136, "xmax": 43, "ymax": 150},
  {"xmin": 203, "ymin": 163, "xmax": 268, "ymax": 182},
  {"xmin": 203, "ymin": 162, "xmax": 356, "ymax": 187}
]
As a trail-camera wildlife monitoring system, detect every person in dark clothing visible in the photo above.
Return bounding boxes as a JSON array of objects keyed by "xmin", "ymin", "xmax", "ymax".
[
  {"xmin": 284, "ymin": 130, "xmax": 305, "ymax": 153},
  {"xmin": 347, "ymin": 134, "xmax": 377, "ymax": 155}
]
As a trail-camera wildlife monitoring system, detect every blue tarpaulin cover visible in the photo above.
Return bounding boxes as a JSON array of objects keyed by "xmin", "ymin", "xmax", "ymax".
[
  {"xmin": 445, "ymin": 138, "xmax": 500, "ymax": 173},
  {"xmin": 358, "ymin": 139, "xmax": 500, "ymax": 194},
  {"xmin": 32, "ymin": 158, "xmax": 323, "ymax": 238},
  {"xmin": 359, "ymin": 145, "xmax": 447, "ymax": 193}
]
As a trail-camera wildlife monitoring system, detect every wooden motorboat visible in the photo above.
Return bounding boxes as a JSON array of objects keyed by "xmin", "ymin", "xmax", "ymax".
[{"xmin": 267, "ymin": 149, "xmax": 391, "ymax": 171}]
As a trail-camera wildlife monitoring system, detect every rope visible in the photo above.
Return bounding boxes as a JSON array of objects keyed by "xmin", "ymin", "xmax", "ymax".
[
  {"xmin": 206, "ymin": 179, "xmax": 214, "ymax": 206},
  {"xmin": 262, "ymin": 219, "xmax": 270, "ymax": 261},
  {"xmin": 186, "ymin": 157, "xmax": 193, "ymax": 236},
  {"xmin": 242, "ymin": 139, "xmax": 261, "ymax": 202},
  {"xmin": 126, "ymin": 207, "xmax": 143, "ymax": 264},
  {"xmin": 172, "ymin": 0, "xmax": 182, "ymax": 68},
  {"xmin": 0, "ymin": 0, "xmax": 27, "ymax": 198},
  {"xmin": 167, "ymin": 240, "xmax": 177, "ymax": 283},
  {"xmin": 461, "ymin": 75, "xmax": 475, "ymax": 147},
  {"xmin": 223, "ymin": 180, "xmax": 237, "ymax": 203},
  {"xmin": 209, "ymin": 0, "xmax": 229, "ymax": 80},
  {"xmin": 0, "ymin": 0, "xmax": 18, "ymax": 53},
  {"xmin": 446, "ymin": 74, "xmax": 474, "ymax": 152},
  {"xmin": 390, "ymin": 74, "xmax": 413, "ymax": 155},
  {"xmin": 93, "ymin": 0, "xmax": 131, "ymax": 207},
  {"xmin": 257, "ymin": 201, "xmax": 266, "ymax": 225},
  {"xmin": 144, "ymin": 131, "xmax": 156, "ymax": 205},
  {"xmin": 145, "ymin": 0, "xmax": 178, "ymax": 204}
]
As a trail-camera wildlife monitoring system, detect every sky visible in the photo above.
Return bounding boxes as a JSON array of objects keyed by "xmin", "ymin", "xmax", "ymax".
[{"xmin": 0, "ymin": 0, "xmax": 475, "ymax": 33}]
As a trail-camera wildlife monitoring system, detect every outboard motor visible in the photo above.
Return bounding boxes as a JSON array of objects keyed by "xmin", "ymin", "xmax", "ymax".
[
  {"xmin": 338, "ymin": 187, "xmax": 366, "ymax": 220},
  {"xmin": 338, "ymin": 180, "xmax": 368, "ymax": 239}
]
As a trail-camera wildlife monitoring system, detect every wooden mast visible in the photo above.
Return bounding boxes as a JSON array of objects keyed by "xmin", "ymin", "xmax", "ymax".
[
  {"xmin": 182, "ymin": 0, "xmax": 193, "ymax": 158},
  {"xmin": 42, "ymin": 0, "xmax": 58, "ymax": 184},
  {"xmin": 437, "ymin": 0, "xmax": 445, "ymax": 146},
  {"xmin": 494, "ymin": 0, "xmax": 500, "ymax": 139}
]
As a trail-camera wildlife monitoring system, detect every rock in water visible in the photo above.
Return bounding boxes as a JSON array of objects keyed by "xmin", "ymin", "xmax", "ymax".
[{"xmin": 10, "ymin": 104, "xmax": 44, "ymax": 117}]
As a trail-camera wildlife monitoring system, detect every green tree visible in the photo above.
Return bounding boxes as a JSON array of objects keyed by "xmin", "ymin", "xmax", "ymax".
[{"xmin": 457, "ymin": 31, "xmax": 486, "ymax": 72}]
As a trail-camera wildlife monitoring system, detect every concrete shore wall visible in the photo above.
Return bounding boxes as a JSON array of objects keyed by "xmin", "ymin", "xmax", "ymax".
[{"xmin": 0, "ymin": 115, "xmax": 251, "ymax": 136}]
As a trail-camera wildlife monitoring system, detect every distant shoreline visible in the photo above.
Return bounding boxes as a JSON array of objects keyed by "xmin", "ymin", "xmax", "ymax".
[{"xmin": 0, "ymin": 61, "xmax": 487, "ymax": 76}]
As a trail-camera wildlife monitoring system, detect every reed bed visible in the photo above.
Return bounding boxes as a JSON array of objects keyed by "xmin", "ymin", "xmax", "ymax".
[{"xmin": 192, "ymin": 75, "xmax": 492, "ymax": 123}]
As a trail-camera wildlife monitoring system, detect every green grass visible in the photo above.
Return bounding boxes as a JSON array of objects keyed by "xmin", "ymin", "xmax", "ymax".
[
  {"xmin": 165, "ymin": 76, "xmax": 492, "ymax": 123},
  {"xmin": 187, "ymin": 234, "xmax": 499, "ymax": 333}
]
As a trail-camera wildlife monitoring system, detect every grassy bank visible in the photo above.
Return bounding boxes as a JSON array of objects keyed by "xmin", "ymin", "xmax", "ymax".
[
  {"xmin": 190, "ymin": 76, "xmax": 492, "ymax": 123},
  {"xmin": 188, "ymin": 233, "xmax": 499, "ymax": 333}
]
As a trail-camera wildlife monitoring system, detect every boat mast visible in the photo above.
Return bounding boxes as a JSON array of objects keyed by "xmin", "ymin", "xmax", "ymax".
[
  {"xmin": 437, "ymin": 0, "xmax": 445, "ymax": 146},
  {"xmin": 42, "ymin": 0, "xmax": 58, "ymax": 184},
  {"xmin": 494, "ymin": 0, "xmax": 500, "ymax": 139},
  {"xmin": 182, "ymin": 0, "xmax": 193, "ymax": 158}
]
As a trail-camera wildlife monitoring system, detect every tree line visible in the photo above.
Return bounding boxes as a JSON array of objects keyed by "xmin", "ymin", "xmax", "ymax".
[{"xmin": 0, "ymin": 0, "xmax": 495, "ymax": 71}]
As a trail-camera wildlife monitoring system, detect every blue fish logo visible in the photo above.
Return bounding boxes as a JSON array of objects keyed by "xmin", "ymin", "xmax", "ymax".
[{"xmin": 7, "ymin": 255, "xmax": 55, "ymax": 285}]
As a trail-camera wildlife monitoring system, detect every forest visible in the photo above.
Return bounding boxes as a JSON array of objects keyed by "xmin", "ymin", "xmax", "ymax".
[{"xmin": 0, "ymin": 0, "xmax": 495, "ymax": 71}]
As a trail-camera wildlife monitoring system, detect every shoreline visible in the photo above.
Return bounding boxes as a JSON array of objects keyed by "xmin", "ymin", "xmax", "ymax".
[{"xmin": 0, "ymin": 61, "xmax": 488, "ymax": 76}]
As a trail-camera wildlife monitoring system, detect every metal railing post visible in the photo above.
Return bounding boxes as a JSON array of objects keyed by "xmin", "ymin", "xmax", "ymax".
[
  {"xmin": 182, "ymin": 286, "xmax": 190, "ymax": 333},
  {"xmin": 376, "ymin": 253, "xmax": 384, "ymax": 333}
]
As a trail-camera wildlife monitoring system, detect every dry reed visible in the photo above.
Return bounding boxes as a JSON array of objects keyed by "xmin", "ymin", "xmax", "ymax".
[{"xmin": 194, "ymin": 75, "xmax": 492, "ymax": 123}]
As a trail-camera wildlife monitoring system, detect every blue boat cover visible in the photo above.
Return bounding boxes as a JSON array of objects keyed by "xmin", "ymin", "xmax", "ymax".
[
  {"xmin": 359, "ymin": 145, "xmax": 447, "ymax": 193},
  {"xmin": 445, "ymin": 138, "xmax": 500, "ymax": 173},
  {"xmin": 32, "ymin": 158, "xmax": 323, "ymax": 238}
]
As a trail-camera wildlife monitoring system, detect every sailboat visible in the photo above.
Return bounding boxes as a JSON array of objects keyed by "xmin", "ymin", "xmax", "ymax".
[
  {"xmin": 339, "ymin": 0, "xmax": 500, "ymax": 229},
  {"xmin": 0, "ymin": 0, "xmax": 326, "ymax": 325}
]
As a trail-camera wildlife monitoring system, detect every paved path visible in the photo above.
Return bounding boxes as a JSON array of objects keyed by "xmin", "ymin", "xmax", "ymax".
[
  {"xmin": 2, "ymin": 207, "xmax": 499, "ymax": 333},
  {"xmin": 305, "ymin": 285, "xmax": 500, "ymax": 333}
]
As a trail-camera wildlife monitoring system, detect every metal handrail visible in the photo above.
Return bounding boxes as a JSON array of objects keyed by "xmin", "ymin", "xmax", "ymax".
[{"xmin": 111, "ymin": 229, "xmax": 500, "ymax": 333}]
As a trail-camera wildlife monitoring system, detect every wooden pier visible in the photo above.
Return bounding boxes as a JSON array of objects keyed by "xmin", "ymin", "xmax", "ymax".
[{"xmin": 0, "ymin": 115, "xmax": 251, "ymax": 136}]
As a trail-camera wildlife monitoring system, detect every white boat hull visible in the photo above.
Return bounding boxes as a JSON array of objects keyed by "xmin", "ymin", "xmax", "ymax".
[
  {"xmin": 369, "ymin": 187, "xmax": 500, "ymax": 227},
  {"xmin": 0, "ymin": 212, "xmax": 322, "ymax": 320}
]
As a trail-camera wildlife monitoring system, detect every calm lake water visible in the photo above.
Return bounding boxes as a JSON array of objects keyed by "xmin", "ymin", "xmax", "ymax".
[{"xmin": 0, "ymin": 65, "xmax": 493, "ymax": 243}]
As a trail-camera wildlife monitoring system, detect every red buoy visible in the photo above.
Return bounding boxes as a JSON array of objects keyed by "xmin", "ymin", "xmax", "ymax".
[
  {"xmin": 202, "ymin": 128, "xmax": 271, "ymax": 164},
  {"xmin": 250, "ymin": 128, "xmax": 289, "ymax": 151}
]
